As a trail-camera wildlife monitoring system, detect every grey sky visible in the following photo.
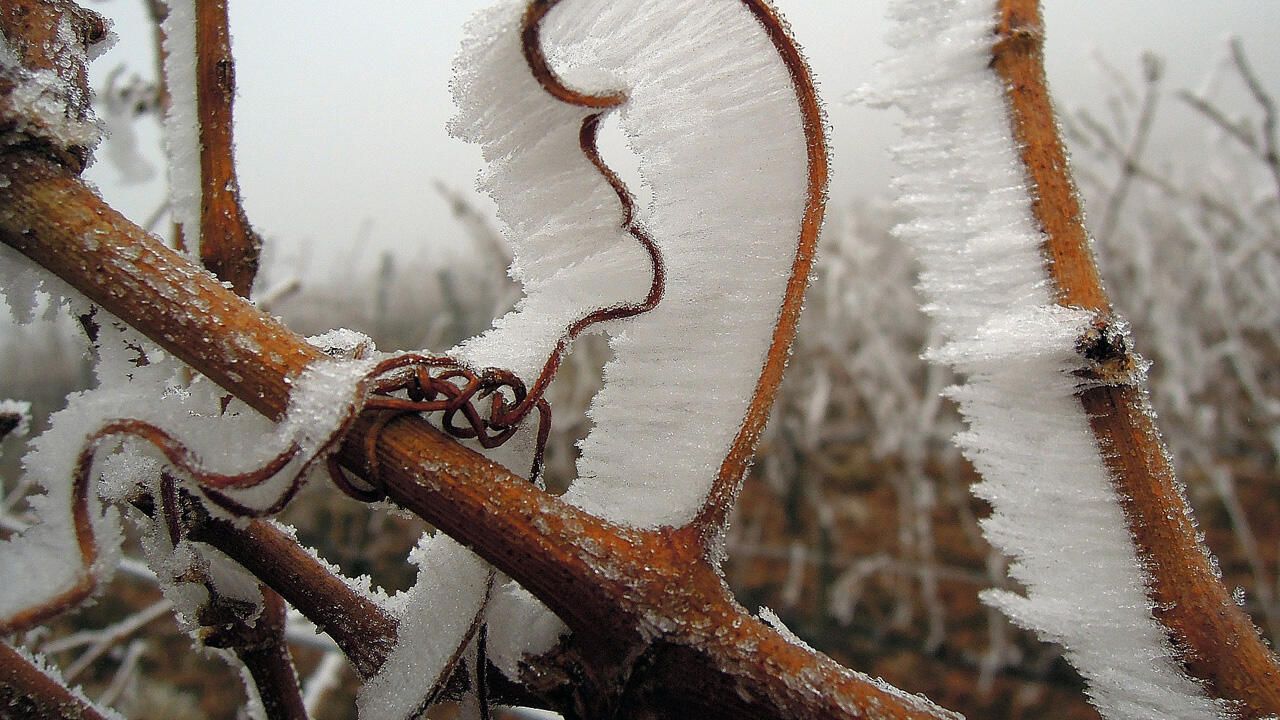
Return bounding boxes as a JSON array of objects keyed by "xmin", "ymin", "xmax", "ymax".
[{"xmin": 82, "ymin": 1, "xmax": 1280, "ymax": 266}]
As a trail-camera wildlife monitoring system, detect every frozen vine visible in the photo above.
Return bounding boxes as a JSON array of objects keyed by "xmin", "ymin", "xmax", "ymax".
[
  {"xmin": 2, "ymin": 0, "xmax": 829, "ymax": 716},
  {"xmin": 879, "ymin": 1, "xmax": 1233, "ymax": 718},
  {"xmin": 362, "ymin": 0, "xmax": 826, "ymax": 710}
]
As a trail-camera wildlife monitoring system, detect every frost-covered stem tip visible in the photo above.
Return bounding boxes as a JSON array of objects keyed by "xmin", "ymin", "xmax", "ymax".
[{"xmin": 993, "ymin": 0, "xmax": 1280, "ymax": 714}]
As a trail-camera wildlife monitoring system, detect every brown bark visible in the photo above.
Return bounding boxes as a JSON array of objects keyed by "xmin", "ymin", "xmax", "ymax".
[
  {"xmin": 201, "ymin": 588, "xmax": 309, "ymax": 720},
  {"xmin": 183, "ymin": 508, "xmax": 397, "ymax": 679},
  {"xmin": 191, "ymin": 0, "xmax": 261, "ymax": 295},
  {"xmin": 993, "ymin": 1, "xmax": 1280, "ymax": 715},
  {"xmin": 0, "ymin": 641, "xmax": 115, "ymax": 720}
]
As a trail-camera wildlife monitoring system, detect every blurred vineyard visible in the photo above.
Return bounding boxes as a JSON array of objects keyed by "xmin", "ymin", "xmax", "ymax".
[{"xmin": 2, "ymin": 49, "xmax": 1278, "ymax": 719}]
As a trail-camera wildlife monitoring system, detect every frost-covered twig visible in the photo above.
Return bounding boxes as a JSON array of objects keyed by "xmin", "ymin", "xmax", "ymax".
[
  {"xmin": 0, "ymin": 399, "xmax": 31, "ymax": 442},
  {"xmin": 49, "ymin": 598, "xmax": 172, "ymax": 681},
  {"xmin": 883, "ymin": 0, "xmax": 1280, "ymax": 716},
  {"xmin": 1095, "ymin": 54, "xmax": 1162, "ymax": 243},
  {"xmin": 991, "ymin": 5, "xmax": 1280, "ymax": 712},
  {"xmin": 200, "ymin": 586, "xmax": 310, "ymax": 720},
  {"xmin": 95, "ymin": 638, "xmax": 144, "ymax": 708},
  {"xmin": 301, "ymin": 650, "xmax": 345, "ymax": 716},
  {"xmin": 0, "ymin": 640, "xmax": 121, "ymax": 720},
  {"xmin": 180, "ymin": 503, "xmax": 397, "ymax": 679},
  {"xmin": 1179, "ymin": 39, "xmax": 1280, "ymax": 207},
  {"xmin": 0, "ymin": 0, "xmax": 107, "ymax": 170},
  {"xmin": 160, "ymin": 0, "xmax": 262, "ymax": 293}
]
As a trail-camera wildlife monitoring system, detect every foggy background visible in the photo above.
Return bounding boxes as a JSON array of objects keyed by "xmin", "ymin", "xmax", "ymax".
[{"xmin": 80, "ymin": 1, "xmax": 1280, "ymax": 268}]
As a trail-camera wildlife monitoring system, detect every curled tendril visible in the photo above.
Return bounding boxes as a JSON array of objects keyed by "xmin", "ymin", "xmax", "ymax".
[{"xmin": 5, "ymin": 351, "xmax": 550, "ymax": 633}]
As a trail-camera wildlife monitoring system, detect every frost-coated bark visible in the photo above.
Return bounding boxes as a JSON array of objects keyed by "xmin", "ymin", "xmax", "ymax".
[{"xmin": 881, "ymin": 1, "xmax": 1232, "ymax": 718}]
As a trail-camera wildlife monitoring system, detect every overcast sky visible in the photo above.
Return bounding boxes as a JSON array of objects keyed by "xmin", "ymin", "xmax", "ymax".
[{"xmin": 82, "ymin": 1, "xmax": 1280, "ymax": 268}]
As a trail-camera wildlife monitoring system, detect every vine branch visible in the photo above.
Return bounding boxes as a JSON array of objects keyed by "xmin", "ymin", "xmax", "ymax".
[
  {"xmin": 190, "ymin": 0, "xmax": 261, "ymax": 295},
  {"xmin": 0, "ymin": 143, "xmax": 954, "ymax": 720},
  {"xmin": 0, "ymin": 641, "xmax": 115, "ymax": 720},
  {"xmin": 993, "ymin": 1, "xmax": 1280, "ymax": 715},
  {"xmin": 0, "ymin": 6, "xmax": 947, "ymax": 708}
]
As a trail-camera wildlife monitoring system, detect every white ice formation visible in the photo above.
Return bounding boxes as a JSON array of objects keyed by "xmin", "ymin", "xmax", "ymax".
[{"xmin": 881, "ymin": 1, "xmax": 1232, "ymax": 717}]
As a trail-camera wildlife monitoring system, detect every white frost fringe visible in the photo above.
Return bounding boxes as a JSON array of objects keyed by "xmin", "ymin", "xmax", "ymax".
[
  {"xmin": 159, "ymin": 0, "xmax": 201, "ymax": 249},
  {"xmin": 0, "ymin": 316, "xmax": 378, "ymax": 632},
  {"xmin": 449, "ymin": 0, "xmax": 809, "ymax": 529},
  {"xmin": 882, "ymin": 1, "xmax": 1232, "ymax": 718},
  {"xmin": 359, "ymin": 1, "xmax": 817, "ymax": 710},
  {"xmin": 355, "ymin": 535, "xmax": 491, "ymax": 720}
]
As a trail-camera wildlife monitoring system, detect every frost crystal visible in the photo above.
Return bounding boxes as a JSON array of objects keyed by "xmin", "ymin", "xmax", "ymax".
[
  {"xmin": 0, "ymin": 229, "xmax": 90, "ymax": 325},
  {"xmin": 0, "ymin": 25, "xmax": 104, "ymax": 154},
  {"xmin": 758, "ymin": 606, "xmax": 815, "ymax": 654},
  {"xmin": 356, "ymin": 535, "xmax": 491, "ymax": 719},
  {"xmin": 450, "ymin": 0, "xmax": 811, "ymax": 529},
  {"xmin": 883, "ymin": 1, "xmax": 1232, "ymax": 718}
]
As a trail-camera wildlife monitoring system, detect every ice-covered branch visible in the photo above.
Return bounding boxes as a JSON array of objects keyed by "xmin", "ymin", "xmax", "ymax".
[
  {"xmin": 884, "ymin": 0, "xmax": 1280, "ymax": 717},
  {"xmin": 0, "ymin": 640, "xmax": 121, "ymax": 720},
  {"xmin": 991, "ymin": 3, "xmax": 1280, "ymax": 715},
  {"xmin": 200, "ymin": 585, "xmax": 310, "ymax": 720},
  {"xmin": 0, "ymin": 140, "xmax": 960, "ymax": 720}
]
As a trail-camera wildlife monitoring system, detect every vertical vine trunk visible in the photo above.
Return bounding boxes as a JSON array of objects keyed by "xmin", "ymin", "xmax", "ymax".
[
  {"xmin": 191, "ymin": 0, "xmax": 261, "ymax": 296},
  {"xmin": 993, "ymin": 1, "xmax": 1280, "ymax": 715}
]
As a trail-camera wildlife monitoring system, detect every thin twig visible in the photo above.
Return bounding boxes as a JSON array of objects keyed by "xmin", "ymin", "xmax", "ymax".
[
  {"xmin": 0, "ymin": 641, "xmax": 116, "ymax": 720},
  {"xmin": 190, "ymin": 0, "xmax": 263, "ymax": 295},
  {"xmin": 96, "ymin": 638, "xmax": 145, "ymax": 708},
  {"xmin": 201, "ymin": 587, "xmax": 310, "ymax": 720},
  {"xmin": 1230, "ymin": 38, "xmax": 1280, "ymax": 202},
  {"xmin": 53, "ymin": 599, "xmax": 173, "ymax": 681},
  {"xmin": 1097, "ymin": 55, "xmax": 1162, "ymax": 242},
  {"xmin": 301, "ymin": 651, "xmax": 346, "ymax": 716}
]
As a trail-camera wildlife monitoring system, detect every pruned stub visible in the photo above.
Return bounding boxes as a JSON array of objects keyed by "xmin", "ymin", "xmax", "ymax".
[{"xmin": 1073, "ymin": 312, "xmax": 1144, "ymax": 386}]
